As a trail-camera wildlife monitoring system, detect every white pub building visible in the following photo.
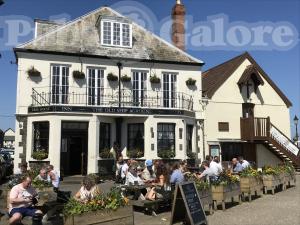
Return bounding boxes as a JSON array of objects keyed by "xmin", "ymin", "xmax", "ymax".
[{"xmin": 13, "ymin": 1, "xmax": 299, "ymax": 175}]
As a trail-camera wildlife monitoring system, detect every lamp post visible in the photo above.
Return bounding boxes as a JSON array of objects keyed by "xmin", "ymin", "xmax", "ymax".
[{"xmin": 293, "ymin": 115, "xmax": 299, "ymax": 147}]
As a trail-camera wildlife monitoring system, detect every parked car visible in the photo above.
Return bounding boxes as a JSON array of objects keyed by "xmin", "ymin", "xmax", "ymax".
[
  {"xmin": 0, "ymin": 151, "xmax": 13, "ymax": 175},
  {"xmin": 0, "ymin": 155, "xmax": 6, "ymax": 180}
]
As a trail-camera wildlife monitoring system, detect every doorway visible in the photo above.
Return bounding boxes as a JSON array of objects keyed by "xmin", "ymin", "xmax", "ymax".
[
  {"xmin": 242, "ymin": 103, "xmax": 255, "ymax": 118},
  {"xmin": 60, "ymin": 122, "xmax": 88, "ymax": 176}
]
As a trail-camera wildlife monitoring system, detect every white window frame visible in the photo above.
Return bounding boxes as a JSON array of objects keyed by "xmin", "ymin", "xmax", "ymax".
[
  {"xmin": 87, "ymin": 67, "xmax": 105, "ymax": 106},
  {"xmin": 50, "ymin": 64, "xmax": 70, "ymax": 104},
  {"xmin": 100, "ymin": 20, "xmax": 132, "ymax": 48}
]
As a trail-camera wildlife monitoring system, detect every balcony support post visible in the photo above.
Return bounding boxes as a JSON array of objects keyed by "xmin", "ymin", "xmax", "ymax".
[{"xmin": 117, "ymin": 62, "xmax": 122, "ymax": 108}]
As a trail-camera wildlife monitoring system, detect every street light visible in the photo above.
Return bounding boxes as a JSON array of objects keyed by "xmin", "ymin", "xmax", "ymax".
[{"xmin": 293, "ymin": 115, "xmax": 299, "ymax": 146}]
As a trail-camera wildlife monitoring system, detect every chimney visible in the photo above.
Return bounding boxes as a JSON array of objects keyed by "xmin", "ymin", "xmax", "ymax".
[{"xmin": 172, "ymin": 0, "xmax": 186, "ymax": 51}]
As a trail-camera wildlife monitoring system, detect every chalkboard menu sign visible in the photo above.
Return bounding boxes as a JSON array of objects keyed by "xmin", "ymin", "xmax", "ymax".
[{"xmin": 170, "ymin": 182, "xmax": 207, "ymax": 225}]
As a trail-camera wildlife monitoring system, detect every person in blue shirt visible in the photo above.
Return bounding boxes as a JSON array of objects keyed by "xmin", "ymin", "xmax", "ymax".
[
  {"xmin": 170, "ymin": 162, "xmax": 184, "ymax": 184},
  {"xmin": 232, "ymin": 158, "xmax": 243, "ymax": 173}
]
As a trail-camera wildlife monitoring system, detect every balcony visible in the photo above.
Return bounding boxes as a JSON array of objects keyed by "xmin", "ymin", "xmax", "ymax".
[{"xmin": 30, "ymin": 86, "xmax": 194, "ymax": 115}]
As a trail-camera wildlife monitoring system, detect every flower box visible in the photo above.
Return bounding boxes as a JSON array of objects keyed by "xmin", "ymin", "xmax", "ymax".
[
  {"xmin": 64, "ymin": 205, "xmax": 134, "ymax": 225},
  {"xmin": 262, "ymin": 174, "xmax": 281, "ymax": 195},
  {"xmin": 211, "ymin": 183, "xmax": 241, "ymax": 210},
  {"xmin": 240, "ymin": 176, "xmax": 263, "ymax": 201},
  {"xmin": 284, "ymin": 172, "xmax": 296, "ymax": 187}
]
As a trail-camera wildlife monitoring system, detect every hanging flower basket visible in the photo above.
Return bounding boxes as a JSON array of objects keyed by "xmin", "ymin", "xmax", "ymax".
[
  {"xmin": 107, "ymin": 72, "xmax": 118, "ymax": 82},
  {"xmin": 120, "ymin": 75, "xmax": 131, "ymax": 82},
  {"xmin": 27, "ymin": 66, "xmax": 41, "ymax": 77},
  {"xmin": 73, "ymin": 70, "xmax": 85, "ymax": 79},
  {"xmin": 186, "ymin": 78, "xmax": 196, "ymax": 86},
  {"xmin": 150, "ymin": 75, "xmax": 161, "ymax": 84},
  {"xmin": 32, "ymin": 150, "xmax": 48, "ymax": 160}
]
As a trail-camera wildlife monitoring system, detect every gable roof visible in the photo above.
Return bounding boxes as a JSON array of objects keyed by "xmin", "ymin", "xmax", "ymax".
[
  {"xmin": 15, "ymin": 7, "xmax": 203, "ymax": 66},
  {"xmin": 202, "ymin": 52, "xmax": 292, "ymax": 107}
]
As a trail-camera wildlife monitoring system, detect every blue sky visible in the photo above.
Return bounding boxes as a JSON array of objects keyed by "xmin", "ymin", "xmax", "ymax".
[{"xmin": 0, "ymin": 0, "xmax": 299, "ymax": 136}]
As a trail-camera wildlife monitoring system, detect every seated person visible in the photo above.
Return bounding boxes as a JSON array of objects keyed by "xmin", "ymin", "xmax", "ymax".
[
  {"xmin": 74, "ymin": 176, "xmax": 101, "ymax": 203},
  {"xmin": 145, "ymin": 164, "xmax": 170, "ymax": 201},
  {"xmin": 232, "ymin": 158, "xmax": 243, "ymax": 173},
  {"xmin": 197, "ymin": 161, "xmax": 218, "ymax": 182},
  {"xmin": 34, "ymin": 168, "xmax": 50, "ymax": 182},
  {"xmin": 125, "ymin": 164, "xmax": 144, "ymax": 186},
  {"xmin": 238, "ymin": 156, "xmax": 251, "ymax": 170},
  {"xmin": 170, "ymin": 163, "xmax": 185, "ymax": 185},
  {"xmin": 47, "ymin": 165, "xmax": 60, "ymax": 191},
  {"xmin": 142, "ymin": 160, "xmax": 156, "ymax": 182},
  {"xmin": 8, "ymin": 175, "xmax": 42, "ymax": 225},
  {"xmin": 15, "ymin": 162, "xmax": 28, "ymax": 175}
]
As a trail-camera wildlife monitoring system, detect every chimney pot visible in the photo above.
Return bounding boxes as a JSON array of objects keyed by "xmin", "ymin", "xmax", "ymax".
[{"xmin": 172, "ymin": 0, "xmax": 186, "ymax": 51}]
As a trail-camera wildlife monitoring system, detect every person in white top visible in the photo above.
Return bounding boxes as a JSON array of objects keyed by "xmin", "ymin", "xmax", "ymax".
[
  {"xmin": 121, "ymin": 160, "xmax": 130, "ymax": 179},
  {"xmin": 125, "ymin": 165, "xmax": 144, "ymax": 186},
  {"xmin": 238, "ymin": 156, "xmax": 251, "ymax": 170},
  {"xmin": 46, "ymin": 165, "xmax": 60, "ymax": 191},
  {"xmin": 34, "ymin": 168, "xmax": 50, "ymax": 183},
  {"xmin": 74, "ymin": 176, "xmax": 101, "ymax": 203},
  {"xmin": 209, "ymin": 159, "xmax": 222, "ymax": 176},
  {"xmin": 213, "ymin": 156, "xmax": 223, "ymax": 173}
]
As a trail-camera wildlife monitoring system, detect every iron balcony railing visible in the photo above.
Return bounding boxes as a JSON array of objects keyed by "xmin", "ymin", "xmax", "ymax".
[{"xmin": 31, "ymin": 86, "xmax": 194, "ymax": 111}]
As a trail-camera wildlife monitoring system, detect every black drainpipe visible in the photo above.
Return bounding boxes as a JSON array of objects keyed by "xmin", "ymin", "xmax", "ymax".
[{"xmin": 117, "ymin": 62, "xmax": 122, "ymax": 108}]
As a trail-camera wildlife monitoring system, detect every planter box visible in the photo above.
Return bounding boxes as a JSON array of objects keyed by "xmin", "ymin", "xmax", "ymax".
[
  {"xmin": 240, "ymin": 176, "xmax": 263, "ymax": 201},
  {"xmin": 284, "ymin": 172, "xmax": 296, "ymax": 187},
  {"xmin": 211, "ymin": 183, "xmax": 241, "ymax": 210},
  {"xmin": 263, "ymin": 174, "xmax": 282, "ymax": 194},
  {"xmin": 198, "ymin": 189, "xmax": 213, "ymax": 215},
  {"xmin": 64, "ymin": 206, "xmax": 134, "ymax": 225}
]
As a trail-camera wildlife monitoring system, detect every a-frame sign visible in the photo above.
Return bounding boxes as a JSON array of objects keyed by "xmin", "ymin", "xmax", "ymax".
[{"xmin": 170, "ymin": 182, "xmax": 208, "ymax": 225}]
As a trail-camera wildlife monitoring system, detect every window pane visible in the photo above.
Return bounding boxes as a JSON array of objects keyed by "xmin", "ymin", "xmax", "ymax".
[
  {"xmin": 122, "ymin": 24, "xmax": 130, "ymax": 46},
  {"xmin": 103, "ymin": 21, "xmax": 111, "ymax": 45},
  {"xmin": 33, "ymin": 122, "xmax": 49, "ymax": 153},
  {"xmin": 157, "ymin": 123, "xmax": 175, "ymax": 152},
  {"xmin": 113, "ymin": 22, "xmax": 120, "ymax": 45}
]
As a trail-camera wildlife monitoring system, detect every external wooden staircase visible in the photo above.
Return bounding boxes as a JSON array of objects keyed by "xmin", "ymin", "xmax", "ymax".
[{"xmin": 241, "ymin": 117, "xmax": 300, "ymax": 171}]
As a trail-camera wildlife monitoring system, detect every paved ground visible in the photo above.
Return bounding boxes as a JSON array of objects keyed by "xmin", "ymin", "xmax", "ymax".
[{"xmin": 1, "ymin": 175, "xmax": 299, "ymax": 225}]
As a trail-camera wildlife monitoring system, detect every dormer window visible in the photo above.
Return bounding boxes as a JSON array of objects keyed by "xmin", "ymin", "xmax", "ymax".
[{"xmin": 101, "ymin": 20, "xmax": 132, "ymax": 48}]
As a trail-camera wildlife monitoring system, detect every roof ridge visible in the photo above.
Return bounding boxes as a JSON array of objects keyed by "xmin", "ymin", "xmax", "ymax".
[{"xmin": 202, "ymin": 52, "xmax": 247, "ymax": 76}]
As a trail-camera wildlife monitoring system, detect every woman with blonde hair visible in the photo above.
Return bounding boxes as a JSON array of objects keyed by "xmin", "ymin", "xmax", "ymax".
[{"xmin": 74, "ymin": 176, "xmax": 101, "ymax": 203}]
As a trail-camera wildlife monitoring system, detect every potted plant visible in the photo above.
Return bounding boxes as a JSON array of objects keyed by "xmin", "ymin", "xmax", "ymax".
[
  {"xmin": 262, "ymin": 165, "xmax": 282, "ymax": 194},
  {"xmin": 99, "ymin": 149, "xmax": 114, "ymax": 159},
  {"xmin": 107, "ymin": 72, "xmax": 118, "ymax": 82},
  {"xmin": 239, "ymin": 167, "xmax": 263, "ymax": 201},
  {"xmin": 210, "ymin": 170, "xmax": 241, "ymax": 210},
  {"xmin": 126, "ymin": 149, "xmax": 144, "ymax": 158},
  {"xmin": 158, "ymin": 149, "xmax": 175, "ymax": 159},
  {"xmin": 150, "ymin": 75, "xmax": 161, "ymax": 84},
  {"xmin": 27, "ymin": 66, "xmax": 41, "ymax": 77},
  {"xmin": 73, "ymin": 70, "xmax": 85, "ymax": 79},
  {"xmin": 120, "ymin": 75, "xmax": 131, "ymax": 82},
  {"xmin": 31, "ymin": 150, "xmax": 48, "ymax": 160},
  {"xmin": 186, "ymin": 78, "xmax": 196, "ymax": 86}
]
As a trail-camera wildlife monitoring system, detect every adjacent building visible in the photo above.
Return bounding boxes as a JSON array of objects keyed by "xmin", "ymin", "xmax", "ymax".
[{"xmin": 3, "ymin": 128, "xmax": 15, "ymax": 149}]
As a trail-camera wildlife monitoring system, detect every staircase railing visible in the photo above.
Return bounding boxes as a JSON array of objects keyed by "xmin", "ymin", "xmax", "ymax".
[{"xmin": 241, "ymin": 116, "xmax": 300, "ymax": 165}]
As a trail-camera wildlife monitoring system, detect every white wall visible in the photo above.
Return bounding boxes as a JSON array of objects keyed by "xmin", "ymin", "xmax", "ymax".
[{"xmin": 256, "ymin": 144, "xmax": 282, "ymax": 168}]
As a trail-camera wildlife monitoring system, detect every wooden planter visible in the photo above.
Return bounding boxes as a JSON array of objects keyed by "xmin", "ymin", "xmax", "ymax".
[
  {"xmin": 64, "ymin": 206, "xmax": 134, "ymax": 225},
  {"xmin": 262, "ymin": 174, "xmax": 281, "ymax": 194},
  {"xmin": 198, "ymin": 189, "xmax": 213, "ymax": 215},
  {"xmin": 211, "ymin": 183, "xmax": 241, "ymax": 211},
  {"xmin": 284, "ymin": 172, "xmax": 296, "ymax": 188},
  {"xmin": 240, "ymin": 176, "xmax": 263, "ymax": 201}
]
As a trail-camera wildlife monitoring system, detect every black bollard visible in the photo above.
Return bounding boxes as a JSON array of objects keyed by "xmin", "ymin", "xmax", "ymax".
[{"xmin": 32, "ymin": 213, "xmax": 43, "ymax": 225}]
